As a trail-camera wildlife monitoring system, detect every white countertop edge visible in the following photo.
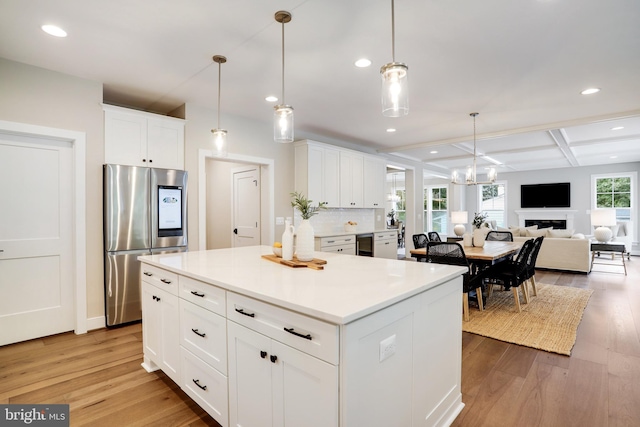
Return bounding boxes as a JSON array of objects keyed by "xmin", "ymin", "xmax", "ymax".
[{"xmin": 314, "ymin": 228, "xmax": 396, "ymax": 238}]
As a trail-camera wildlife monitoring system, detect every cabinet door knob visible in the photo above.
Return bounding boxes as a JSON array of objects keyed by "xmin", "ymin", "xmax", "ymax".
[
  {"xmin": 142, "ymin": 159, "xmax": 147, "ymax": 162},
  {"xmin": 260, "ymin": 351, "xmax": 267, "ymax": 359},
  {"xmin": 270, "ymin": 355, "xmax": 278, "ymax": 363}
]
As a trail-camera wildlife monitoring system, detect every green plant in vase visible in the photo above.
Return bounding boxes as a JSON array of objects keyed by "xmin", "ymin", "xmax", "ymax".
[{"xmin": 290, "ymin": 192, "xmax": 326, "ymax": 261}]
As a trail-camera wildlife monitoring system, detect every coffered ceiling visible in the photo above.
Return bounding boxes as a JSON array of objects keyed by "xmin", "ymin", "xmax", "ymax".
[{"xmin": 1, "ymin": 0, "xmax": 639, "ymax": 175}]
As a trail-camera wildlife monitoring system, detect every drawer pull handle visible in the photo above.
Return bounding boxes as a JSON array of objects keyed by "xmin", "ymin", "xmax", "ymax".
[
  {"xmin": 345, "ymin": 238, "xmax": 352, "ymax": 242},
  {"xmin": 327, "ymin": 240, "xmax": 335, "ymax": 243},
  {"xmin": 260, "ymin": 351, "xmax": 267, "ymax": 359},
  {"xmin": 235, "ymin": 308, "xmax": 255, "ymax": 318},
  {"xmin": 192, "ymin": 379, "xmax": 207, "ymax": 391},
  {"xmin": 143, "ymin": 271, "xmax": 152, "ymax": 276},
  {"xmin": 270, "ymin": 355, "xmax": 278, "ymax": 363},
  {"xmin": 152, "ymin": 295, "xmax": 161, "ymax": 302},
  {"xmin": 191, "ymin": 328, "xmax": 206, "ymax": 338},
  {"xmin": 284, "ymin": 327, "xmax": 312, "ymax": 341},
  {"xmin": 160, "ymin": 278, "xmax": 172, "ymax": 284},
  {"xmin": 190, "ymin": 291, "xmax": 205, "ymax": 297}
]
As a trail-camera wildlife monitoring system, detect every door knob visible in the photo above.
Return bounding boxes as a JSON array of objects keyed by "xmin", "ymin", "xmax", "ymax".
[{"xmin": 233, "ymin": 228, "xmax": 238, "ymax": 234}]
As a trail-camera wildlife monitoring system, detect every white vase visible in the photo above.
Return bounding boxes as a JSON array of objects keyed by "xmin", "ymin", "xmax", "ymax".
[
  {"xmin": 282, "ymin": 220, "xmax": 295, "ymax": 261},
  {"xmin": 296, "ymin": 219, "xmax": 315, "ymax": 261},
  {"xmin": 473, "ymin": 228, "xmax": 486, "ymax": 248},
  {"xmin": 462, "ymin": 233, "xmax": 473, "ymax": 247}
]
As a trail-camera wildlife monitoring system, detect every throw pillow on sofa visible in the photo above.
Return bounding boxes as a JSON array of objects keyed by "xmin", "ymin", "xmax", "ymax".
[
  {"xmin": 525, "ymin": 227, "xmax": 552, "ymax": 237},
  {"xmin": 509, "ymin": 225, "xmax": 538, "ymax": 237},
  {"xmin": 548, "ymin": 229, "xmax": 575, "ymax": 238}
]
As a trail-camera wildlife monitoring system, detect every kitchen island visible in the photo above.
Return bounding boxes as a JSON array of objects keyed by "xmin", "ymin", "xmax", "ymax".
[{"xmin": 139, "ymin": 246, "xmax": 466, "ymax": 427}]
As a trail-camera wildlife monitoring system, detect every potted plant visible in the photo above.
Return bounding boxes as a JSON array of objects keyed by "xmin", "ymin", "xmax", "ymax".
[
  {"xmin": 290, "ymin": 192, "xmax": 326, "ymax": 261},
  {"xmin": 387, "ymin": 209, "xmax": 396, "ymax": 226},
  {"xmin": 472, "ymin": 212, "xmax": 488, "ymax": 229}
]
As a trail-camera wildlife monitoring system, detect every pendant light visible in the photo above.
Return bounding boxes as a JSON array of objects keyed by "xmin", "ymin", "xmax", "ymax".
[
  {"xmin": 274, "ymin": 10, "xmax": 294, "ymax": 143},
  {"xmin": 381, "ymin": 0, "xmax": 409, "ymax": 117},
  {"xmin": 451, "ymin": 113, "xmax": 497, "ymax": 186},
  {"xmin": 211, "ymin": 55, "xmax": 228, "ymax": 157}
]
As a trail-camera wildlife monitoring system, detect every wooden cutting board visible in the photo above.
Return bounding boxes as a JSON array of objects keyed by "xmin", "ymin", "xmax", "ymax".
[{"xmin": 261, "ymin": 254, "xmax": 327, "ymax": 270}]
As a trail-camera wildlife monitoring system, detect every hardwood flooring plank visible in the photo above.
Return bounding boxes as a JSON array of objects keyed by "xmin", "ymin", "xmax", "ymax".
[
  {"xmin": 460, "ymin": 338, "xmax": 510, "ymax": 398},
  {"xmin": 556, "ymin": 357, "xmax": 608, "ymax": 427},
  {"xmin": 494, "ymin": 344, "xmax": 538, "ymax": 378},
  {"xmin": 608, "ymin": 351, "xmax": 640, "ymax": 427}
]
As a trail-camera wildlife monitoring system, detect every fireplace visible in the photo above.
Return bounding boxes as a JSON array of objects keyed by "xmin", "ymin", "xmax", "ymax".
[
  {"xmin": 525, "ymin": 219, "xmax": 567, "ymax": 229},
  {"xmin": 515, "ymin": 209, "xmax": 577, "ymax": 230}
]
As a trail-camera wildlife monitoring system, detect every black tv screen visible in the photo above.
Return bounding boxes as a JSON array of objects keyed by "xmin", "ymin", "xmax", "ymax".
[{"xmin": 520, "ymin": 182, "xmax": 570, "ymax": 208}]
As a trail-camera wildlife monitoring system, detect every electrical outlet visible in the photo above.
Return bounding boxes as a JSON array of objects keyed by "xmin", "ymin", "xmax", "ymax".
[
  {"xmin": 276, "ymin": 217, "xmax": 284, "ymax": 225},
  {"xmin": 379, "ymin": 334, "xmax": 396, "ymax": 362}
]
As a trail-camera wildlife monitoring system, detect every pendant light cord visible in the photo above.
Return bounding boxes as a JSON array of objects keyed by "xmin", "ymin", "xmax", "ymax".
[
  {"xmin": 217, "ymin": 61, "xmax": 221, "ymax": 128},
  {"xmin": 391, "ymin": 0, "xmax": 396, "ymax": 62},
  {"xmin": 281, "ymin": 20, "xmax": 285, "ymax": 104}
]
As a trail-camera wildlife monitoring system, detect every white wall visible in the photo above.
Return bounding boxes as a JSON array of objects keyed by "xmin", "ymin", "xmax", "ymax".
[{"xmin": 0, "ymin": 58, "xmax": 105, "ymax": 320}]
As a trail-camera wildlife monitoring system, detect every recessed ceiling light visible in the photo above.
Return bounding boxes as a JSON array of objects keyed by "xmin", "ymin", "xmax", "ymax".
[
  {"xmin": 580, "ymin": 87, "xmax": 600, "ymax": 95},
  {"xmin": 386, "ymin": 128, "xmax": 396, "ymax": 133},
  {"xmin": 265, "ymin": 95, "xmax": 278, "ymax": 102},
  {"xmin": 611, "ymin": 126, "xmax": 624, "ymax": 130},
  {"xmin": 610, "ymin": 155, "xmax": 618, "ymax": 159},
  {"xmin": 355, "ymin": 58, "xmax": 372, "ymax": 68},
  {"xmin": 41, "ymin": 24, "xmax": 67, "ymax": 37},
  {"xmin": 430, "ymin": 150, "xmax": 438, "ymax": 154}
]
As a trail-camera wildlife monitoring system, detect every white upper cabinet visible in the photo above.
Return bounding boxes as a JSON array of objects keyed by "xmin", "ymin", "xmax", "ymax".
[
  {"xmin": 295, "ymin": 141, "xmax": 340, "ymax": 207},
  {"xmin": 339, "ymin": 151, "xmax": 364, "ymax": 208},
  {"xmin": 104, "ymin": 104, "xmax": 185, "ymax": 170},
  {"xmin": 363, "ymin": 156, "xmax": 386, "ymax": 208}
]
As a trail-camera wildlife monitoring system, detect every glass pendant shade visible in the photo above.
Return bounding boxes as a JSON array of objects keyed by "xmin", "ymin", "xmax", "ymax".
[
  {"xmin": 211, "ymin": 128, "xmax": 227, "ymax": 157},
  {"xmin": 381, "ymin": 62, "xmax": 409, "ymax": 117},
  {"xmin": 274, "ymin": 105, "xmax": 294, "ymax": 143}
]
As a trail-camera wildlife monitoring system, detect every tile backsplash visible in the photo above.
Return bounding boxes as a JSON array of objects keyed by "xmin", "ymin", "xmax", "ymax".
[{"xmin": 293, "ymin": 208, "xmax": 384, "ymax": 234}]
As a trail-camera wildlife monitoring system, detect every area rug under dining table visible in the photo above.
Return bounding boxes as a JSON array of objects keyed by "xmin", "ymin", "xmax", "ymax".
[{"xmin": 462, "ymin": 283, "xmax": 594, "ymax": 356}]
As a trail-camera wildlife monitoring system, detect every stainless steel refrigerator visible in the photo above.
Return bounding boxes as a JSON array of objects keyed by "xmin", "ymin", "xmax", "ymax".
[{"xmin": 103, "ymin": 164, "xmax": 188, "ymax": 326}]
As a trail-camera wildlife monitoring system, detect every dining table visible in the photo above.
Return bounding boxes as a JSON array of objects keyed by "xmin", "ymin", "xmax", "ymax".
[{"xmin": 410, "ymin": 240, "xmax": 522, "ymax": 273}]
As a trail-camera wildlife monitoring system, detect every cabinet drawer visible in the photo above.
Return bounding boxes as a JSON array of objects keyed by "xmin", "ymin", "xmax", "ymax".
[
  {"xmin": 180, "ymin": 299, "xmax": 227, "ymax": 375},
  {"xmin": 179, "ymin": 275, "xmax": 226, "ymax": 316},
  {"xmin": 227, "ymin": 292, "xmax": 339, "ymax": 365},
  {"xmin": 323, "ymin": 243, "xmax": 355, "ymax": 255},
  {"xmin": 318, "ymin": 235, "xmax": 355, "ymax": 247},
  {"xmin": 375, "ymin": 231, "xmax": 397, "ymax": 241},
  {"xmin": 141, "ymin": 263, "xmax": 178, "ymax": 296},
  {"xmin": 181, "ymin": 348, "xmax": 228, "ymax": 427}
]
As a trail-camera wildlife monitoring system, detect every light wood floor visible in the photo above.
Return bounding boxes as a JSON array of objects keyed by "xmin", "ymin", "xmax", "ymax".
[{"xmin": 1, "ymin": 256, "xmax": 638, "ymax": 427}]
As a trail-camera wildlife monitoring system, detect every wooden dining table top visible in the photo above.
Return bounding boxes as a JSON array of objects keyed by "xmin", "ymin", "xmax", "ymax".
[{"xmin": 410, "ymin": 240, "xmax": 522, "ymax": 262}]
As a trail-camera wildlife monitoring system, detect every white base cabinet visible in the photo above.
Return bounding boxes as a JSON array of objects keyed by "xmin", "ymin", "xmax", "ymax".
[
  {"xmin": 141, "ymin": 254, "xmax": 463, "ymax": 427},
  {"xmin": 374, "ymin": 231, "xmax": 398, "ymax": 259},
  {"xmin": 315, "ymin": 235, "xmax": 356, "ymax": 255}
]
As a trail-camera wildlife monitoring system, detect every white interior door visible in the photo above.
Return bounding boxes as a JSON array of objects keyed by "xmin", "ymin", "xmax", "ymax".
[
  {"xmin": 0, "ymin": 132, "xmax": 74, "ymax": 345},
  {"xmin": 233, "ymin": 167, "xmax": 261, "ymax": 247}
]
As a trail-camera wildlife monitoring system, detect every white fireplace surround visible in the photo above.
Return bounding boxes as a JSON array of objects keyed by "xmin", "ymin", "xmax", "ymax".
[{"xmin": 515, "ymin": 209, "xmax": 577, "ymax": 230}]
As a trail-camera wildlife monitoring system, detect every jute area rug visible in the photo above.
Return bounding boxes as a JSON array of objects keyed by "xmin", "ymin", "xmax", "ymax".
[{"xmin": 462, "ymin": 283, "xmax": 593, "ymax": 356}]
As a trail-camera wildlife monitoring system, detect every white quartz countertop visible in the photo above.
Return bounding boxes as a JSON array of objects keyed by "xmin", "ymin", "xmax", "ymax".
[{"xmin": 138, "ymin": 246, "xmax": 465, "ymax": 325}]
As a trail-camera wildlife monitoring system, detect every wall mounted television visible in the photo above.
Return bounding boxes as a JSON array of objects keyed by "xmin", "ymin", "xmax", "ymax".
[{"xmin": 520, "ymin": 182, "xmax": 571, "ymax": 208}]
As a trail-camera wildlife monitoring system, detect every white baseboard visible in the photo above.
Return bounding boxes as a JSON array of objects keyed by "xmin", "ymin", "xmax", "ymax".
[{"xmin": 86, "ymin": 316, "xmax": 106, "ymax": 331}]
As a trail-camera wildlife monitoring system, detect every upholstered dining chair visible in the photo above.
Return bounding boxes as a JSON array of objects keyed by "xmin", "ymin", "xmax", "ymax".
[
  {"xmin": 485, "ymin": 238, "xmax": 535, "ymax": 313},
  {"xmin": 427, "ymin": 231, "xmax": 442, "ymax": 242},
  {"xmin": 413, "ymin": 233, "xmax": 428, "ymax": 250},
  {"xmin": 486, "ymin": 230, "xmax": 513, "ymax": 242},
  {"xmin": 425, "ymin": 242, "xmax": 487, "ymax": 321}
]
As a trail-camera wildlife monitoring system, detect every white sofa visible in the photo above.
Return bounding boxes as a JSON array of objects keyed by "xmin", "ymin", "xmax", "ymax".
[{"xmin": 512, "ymin": 235, "xmax": 591, "ymax": 273}]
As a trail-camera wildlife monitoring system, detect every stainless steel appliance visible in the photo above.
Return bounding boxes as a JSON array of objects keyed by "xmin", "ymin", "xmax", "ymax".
[
  {"xmin": 356, "ymin": 233, "xmax": 374, "ymax": 257},
  {"xmin": 103, "ymin": 164, "xmax": 188, "ymax": 326}
]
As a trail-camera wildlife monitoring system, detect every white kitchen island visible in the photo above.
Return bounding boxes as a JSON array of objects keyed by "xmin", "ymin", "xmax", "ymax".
[{"xmin": 139, "ymin": 245, "xmax": 466, "ymax": 427}]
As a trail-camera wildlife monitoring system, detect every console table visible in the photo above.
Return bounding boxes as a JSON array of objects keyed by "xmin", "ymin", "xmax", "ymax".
[{"xmin": 590, "ymin": 242, "xmax": 627, "ymax": 275}]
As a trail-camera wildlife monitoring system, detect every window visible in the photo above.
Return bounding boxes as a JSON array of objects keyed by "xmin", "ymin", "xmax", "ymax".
[
  {"xmin": 477, "ymin": 182, "xmax": 506, "ymax": 228},
  {"xmin": 592, "ymin": 173, "xmax": 635, "ymax": 224},
  {"xmin": 395, "ymin": 189, "xmax": 406, "ymax": 223},
  {"xmin": 424, "ymin": 186, "xmax": 447, "ymax": 233}
]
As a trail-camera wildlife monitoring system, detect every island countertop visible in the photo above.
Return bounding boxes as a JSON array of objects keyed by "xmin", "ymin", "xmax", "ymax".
[{"xmin": 138, "ymin": 245, "xmax": 465, "ymax": 325}]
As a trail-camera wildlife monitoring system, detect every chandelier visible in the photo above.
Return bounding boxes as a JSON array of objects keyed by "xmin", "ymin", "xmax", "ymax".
[{"xmin": 451, "ymin": 112, "xmax": 497, "ymax": 185}]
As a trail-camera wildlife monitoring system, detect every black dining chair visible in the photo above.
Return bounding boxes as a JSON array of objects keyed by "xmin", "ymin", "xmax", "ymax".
[
  {"xmin": 485, "ymin": 238, "xmax": 535, "ymax": 312},
  {"xmin": 524, "ymin": 236, "xmax": 544, "ymax": 297},
  {"xmin": 413, "ymin": 233, "xmax": 428, "ymax": 249},
  {"xmin": 427, "ymin": 231, "xmax": 442, "ymax": 242},
  {"xmin": 425, "ymin": 242, "xmax": 487, "ymax": 321},
  {"xmin": 486, "ymin": 230, "xmax": 513, "ymax": 242}
]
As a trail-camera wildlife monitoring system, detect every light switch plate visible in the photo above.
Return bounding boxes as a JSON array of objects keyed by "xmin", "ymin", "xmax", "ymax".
[{"xmin": 276, "ymin": 217, "xmax": 284, "ymax": 225}]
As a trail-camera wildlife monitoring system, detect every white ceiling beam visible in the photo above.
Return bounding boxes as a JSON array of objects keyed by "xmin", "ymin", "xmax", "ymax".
[{"xmin": 549, "ymin": 129, "xmax": 580, "ymax": 167}]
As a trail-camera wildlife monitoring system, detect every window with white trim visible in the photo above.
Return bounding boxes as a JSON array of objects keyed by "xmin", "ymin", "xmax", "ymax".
[
  {"xmin": 592, "ymin": 172, "xmax": 636, "ymax": 226},
  {"xmin": 424, "ymin": 186, "xmax": 448, "ymax": 233},
  {"xmin": 477, "ymin": 182, "xmax": 506, "ymax": 228}
]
